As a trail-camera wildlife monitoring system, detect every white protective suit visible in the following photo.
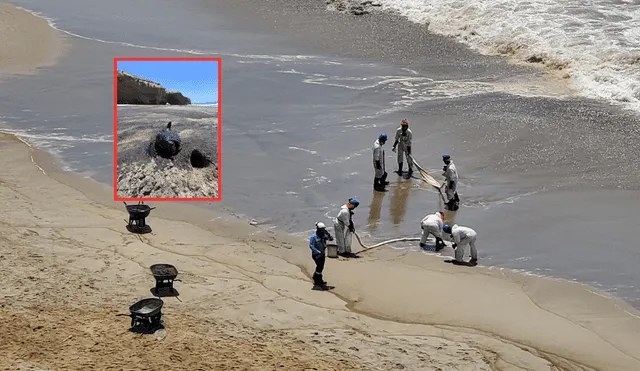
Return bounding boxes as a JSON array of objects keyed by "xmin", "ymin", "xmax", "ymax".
[
  {"xmin": 394, "ymin": 127, "xmax": 413, "ymax": 171},
  {"xmin": 372, "ymin": 139, "xmax": 385, "ymax": 178},
  {"xmin": 443, "ymin": 161, "xmax": 458, "ymax": 201},
  {"xmin": 333, "ymin": 204, "xmax": 353, "ymax": 254},
  {"xmin": 420, "ymin": 212, "xmax": 444, "ymax": 245},
  {"xmin": 451, "ymin": 224, "xmax": 477, "ymax": 262}
]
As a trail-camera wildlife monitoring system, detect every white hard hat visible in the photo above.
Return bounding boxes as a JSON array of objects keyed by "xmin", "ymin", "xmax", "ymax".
[{"xmin": 316, "ymin": 222, "xmax": 326, "ymax": 229}]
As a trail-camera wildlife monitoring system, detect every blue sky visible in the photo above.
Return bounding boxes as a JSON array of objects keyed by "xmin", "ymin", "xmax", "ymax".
[{"xmin": 118, "ymin": 60, "xmax": 219, "ymax": 103}]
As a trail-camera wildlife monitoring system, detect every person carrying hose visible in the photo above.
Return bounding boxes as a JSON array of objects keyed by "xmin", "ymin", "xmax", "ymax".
[
  {"xmin": 309, "ymin": 222, "xmax": 333, "ymax": 290},
  {"xmin": 419, "ymin": 211, "xmax": 445, "ymax": 251},
  {"xmin": 392, "ymin": 119, "xmax": 413, "ymax": 176},
  {"xmin": 333, "ymin": 198, "xmax": 359, "ymax": 258}
]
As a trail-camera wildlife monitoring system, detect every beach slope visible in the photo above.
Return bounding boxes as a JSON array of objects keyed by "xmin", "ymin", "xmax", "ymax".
[
  {"xmin": 2, "ymin": 132, "xmax": 640, "ymax": 370},
  {"xmin": 0, "ymin": 3, "xmax": 63, "ymax": 75},
  {"xmin": 2, "ymin": 2, "xmax": 640, "ymax": 370}
]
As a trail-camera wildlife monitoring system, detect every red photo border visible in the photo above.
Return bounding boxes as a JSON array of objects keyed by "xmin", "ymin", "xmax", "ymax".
[{"xmin": 113, "ymin": 57, "xmax": 222, "ymax": 202}]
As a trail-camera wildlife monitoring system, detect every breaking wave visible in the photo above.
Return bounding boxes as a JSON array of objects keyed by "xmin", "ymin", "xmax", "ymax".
[{"xmin": 377, "ymin": 0, "xmax": 640, "ymax": 112}]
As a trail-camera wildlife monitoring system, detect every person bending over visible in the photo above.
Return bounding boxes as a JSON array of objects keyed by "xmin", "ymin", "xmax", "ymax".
[
  {"xmin": 419, "ymin": 211, "xmax": 445, "ymax": 251},
  {"xmin": 443, "ymin": 223, "xmax": 477, "ymax": 266}
]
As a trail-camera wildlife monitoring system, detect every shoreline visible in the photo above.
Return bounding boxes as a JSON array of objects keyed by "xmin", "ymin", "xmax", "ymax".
[
  {"xmin": 5, "ymin": 131, "xmax": 640, "ymax": 370},
  {"xmin": 205, "ymin": 0, "xmax": 583, "ymax": 104},
  {"xmin": 2, "ymin": 0, "xmax": 638, "ymax": 317},
  {"xmin": 0, "ymin": 2, "xmax": 66, "ymax": 76},
  {"xmin": 26, "ymin": 130, "xmax": 640, "ymax": 316},
  {"xmin": 2, "ymin": 2, "xmax": 640, "ymax": 369}
]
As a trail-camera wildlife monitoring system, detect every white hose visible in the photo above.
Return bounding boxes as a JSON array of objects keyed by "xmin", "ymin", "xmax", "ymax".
[{"xmin": 354, "ymin": 231, "xmax": 420, "ymax": 255}]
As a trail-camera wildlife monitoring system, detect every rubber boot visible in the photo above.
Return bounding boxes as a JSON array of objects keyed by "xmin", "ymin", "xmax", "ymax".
[
  {"xmin": 313, "ymin": 273, "xmax": 328, "ymax": 289},
  {"xmin": 446, "ymin": 198, "xmax": 455, "ymax": 211},
  {"xmin": 382, "ymin": 172, "xmax": 389, "ymax": 185},
  {"xmin": 319, "ymin": 273, "xmax": 327, "ymax": 286},
  {"xmin": 435, "ymin": 238, "xmax": 445, "ymax": 252},
  {"xmin": 397, "ymin": 163, "xmax": 403, "ymax": 175},
  {"xmin": 373, "ymin": 177, "xmax": 385, "ymax": 192}
]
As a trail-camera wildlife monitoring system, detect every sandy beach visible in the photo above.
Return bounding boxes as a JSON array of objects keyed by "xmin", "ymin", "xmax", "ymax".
[
  {"xmin": 4, "ymin": 127, "xmax": 640, "ymax": 371},
  {"xmin": 3, "ymin": 2, "xmax": 640, "ymax": 371},
  {"xmin": 0, "ymin": 3, "xmax": 64, "ymax": 75}
]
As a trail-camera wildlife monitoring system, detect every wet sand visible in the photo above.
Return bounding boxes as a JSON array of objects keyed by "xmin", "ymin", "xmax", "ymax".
[
  {"xmin": 0, "ymin": 3, "xmax": 65, "ymax": 75},
  {"xmin": 4, "ymin": 129, "xmax": 640, "ymax": 370},
  {"xmin": 3, "ymin": 2, "xmax": 640, "ymax": 370}
]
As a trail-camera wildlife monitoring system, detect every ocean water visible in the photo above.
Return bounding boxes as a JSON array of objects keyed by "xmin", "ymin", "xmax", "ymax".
[
  {"xmin": 377, "ymin": 0, "xmax": 640, "ymax": 112},
  {"xmin": 0, "ymin": 0, "xmax": 639, "ymax": 309}
]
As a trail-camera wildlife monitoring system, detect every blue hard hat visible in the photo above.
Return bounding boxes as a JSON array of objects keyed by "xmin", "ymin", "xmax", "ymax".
[
  {"xmin": 379, "ymin": 133, "xmax": 387, "ymax": 140},
  {"xmin": 443, "ymin": 224, "xmax": 452, "ymax": 233},
  {"xmin": 442, "ymin": 153, "xmax": 451, "ymax": 160},
  {"xmin": 348, "ymin": 198, "xmax": 359, "ymax": 206}
]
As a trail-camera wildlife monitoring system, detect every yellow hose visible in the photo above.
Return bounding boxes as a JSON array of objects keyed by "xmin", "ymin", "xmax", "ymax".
[{"xmin": 409, "ymin": 154, "xmax": 443, "ymax": 188}]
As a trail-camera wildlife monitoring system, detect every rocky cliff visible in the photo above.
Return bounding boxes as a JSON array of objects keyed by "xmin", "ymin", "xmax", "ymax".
[{"xmin": 117, "ymin": 71, "xmax": 192, "ymax": 105}]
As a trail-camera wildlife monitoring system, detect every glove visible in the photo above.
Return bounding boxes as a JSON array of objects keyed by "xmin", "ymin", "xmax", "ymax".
[
  {"xmin": 442, "ymin": 165, "xmax": 448, "ymax": 172},
  {"xmin": 312, "ymin": 252, "xmax": 321, "ymax": 260},
  {"xmin": 375, "ymin": 160, "xmax": 382, "ymax": 170},
  {"xmin": 327, "ymin": 235, "xmax": 334, "ymax": 241},
  {"xmin": 452, "ymin": 243, "xmax": 457, "ymax": 249},
  {"xmin": 392, "ymin": 146, "xmax": 396, "ymax": 153},
  {"xmin": 407, "ymin": 146, "xmax": 411, "ymax": 155},
  {"xmin": 348, "ymin": 222, "xmax": 355, "ymax": 232}
]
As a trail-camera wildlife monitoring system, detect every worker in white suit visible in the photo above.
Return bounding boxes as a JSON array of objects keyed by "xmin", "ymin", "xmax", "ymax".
[
  {"xmin": 372, "ymin": 133, "xmax": 389, "ymax": 192},
  {"xmin": 419, "ymin": 211, "xmax": 445, "ymax": 251},
  {"xmin": 392, "ymin": 119, "xmax": 413, "ymax": 176},
  {"xmin": 441, "ymin": 153, "xmax": 459, "ymax": 211},
  {"xmin": 443, "ymin": 223, "xmax": 478, "ymax": 265},
  {"xmin": 333, "ymin": 198, "xmax": 359, "ymax": 257}
]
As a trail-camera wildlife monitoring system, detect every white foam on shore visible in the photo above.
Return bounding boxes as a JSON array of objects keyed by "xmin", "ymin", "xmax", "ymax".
[
  {"xmin": 301, "ymin": 168, "xmax": 331, "ymax": 188},
  {"xmin": 289, "ymin": 146, "xmax": 318, "ymax": 155},
  {"xmin": 0, "ymin": 129, "xmax": 112, "ymax": 144},
  {"xmin": 460, "ymin": 191, "xmax": 540, "ymax": 210},
  {"xmin": 321, "ymin": 148, "xmax": 368, "ymax": 165},
  {"xmin": 376, "ymin": 0, "xmax": 640, "ymax": 113},
  {"xmin": 277, "ymin": 68, "xmax": 573, "ymax": 120},
  {"xmin": 0, "ymin": 127, "xmax": 111, "ymax": 174},
  {"xmin": 15, "ymin": 6, "xmax": 344, "ymax": 66}
]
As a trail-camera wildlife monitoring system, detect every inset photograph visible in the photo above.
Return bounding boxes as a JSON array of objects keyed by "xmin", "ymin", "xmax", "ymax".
[{"xmin": 114, "ymin": 57, "xmax": 221, "ymax": 201}]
